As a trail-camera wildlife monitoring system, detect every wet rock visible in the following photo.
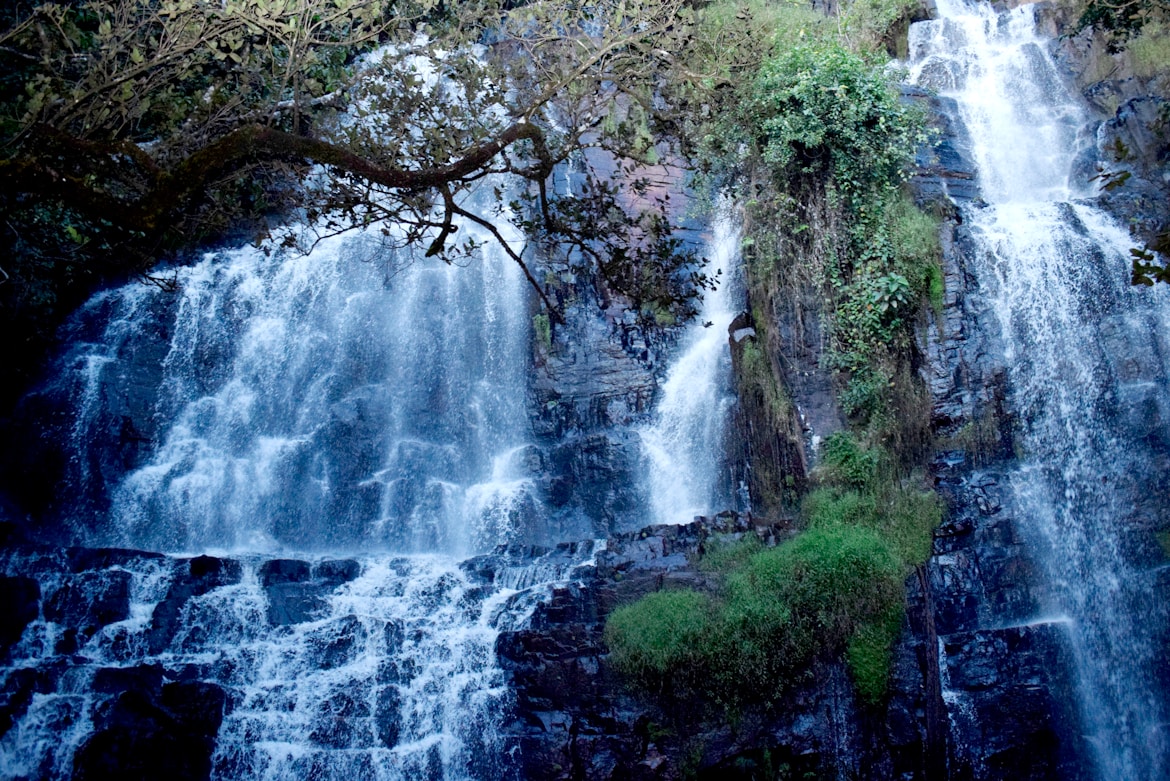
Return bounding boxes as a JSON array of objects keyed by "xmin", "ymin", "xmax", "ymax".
[
  {"xmin": 375, "ymin": 685, "xmax": 401, "ymax": 747},
  {"xmin": 258, "ymin": 558, "xmax": 311, "ymax": 586},
  {"xmin": 146, "ymin": 556, "xmax": 242, "ymax": 654},
  {"xmin": 310, "ymin": 689, "xmax": 371, "ymax": 748},
  {"xmin": 0, "ymin": 666, "xmax": 54, "ymax": 739},
  {"xmin": 45, "ymin": 570, "xmax": 132, "ymax": 631},
  {"xmin": 264, "ymin": 583, "xmax": 325, "ymax": 626},
  {"xmin": 73, "ymin": 681, "xmax": 226, "ymax": 781},
  {"xmin": 0, "ymin": 575, "xmax": 39, "ymax": 657},
  {"xmin": 307, "ymin": 614, "xmax": 366, "ymax": 670},
  {"xmin": 92, "ymin": 665, "xmax": 164, "ymax": 696},
  {"xmin": 313, "ymin": 559, "xmax": 361, "ymax": 586},
  {"xmin": 65, "ymin": 547, "xmax": 166, "ymax": 572}
]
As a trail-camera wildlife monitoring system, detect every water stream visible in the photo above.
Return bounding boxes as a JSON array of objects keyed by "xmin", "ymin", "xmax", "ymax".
[
  {"xmin": 909, "ymin": 2, "xmax": 1170, "ymax": 777},
  {"xmin": 639, "ymin": 209, "xmax": 742, "ymax": 525},
  {"xmin": 0, "ymin": 191, "xmax": 561, "ymax": 779}
]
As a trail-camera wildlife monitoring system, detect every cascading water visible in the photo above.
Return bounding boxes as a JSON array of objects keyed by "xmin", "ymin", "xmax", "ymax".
[
  {"xmin": 909, "ymin": 2, "xmax": 1170, "ymax": 778},
  {"xmin": 639, "ymin": 209, "xmax": 741, "ymax": 525},
  {"xmin": 90, "ymin": 190, "xmax": 538, "ymax": 555},
  {"xmin": 0, "ymin": 187, "xmax": 572, "ymax": 779}
]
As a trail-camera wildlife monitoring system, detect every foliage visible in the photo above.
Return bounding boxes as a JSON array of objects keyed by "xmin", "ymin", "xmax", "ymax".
[
  {"xmin": 839, "ymin": 0, "xmax": 926, "ymax": 57},
  {"xmin": 696, "ymin": 536, "xmax": 763, "ymax": 576},
  {"xmin": 713, "ymin": 38, "xmax": 938, "ymax": 430},
  {"xmin": 604, "ymin": 588, "xmax": 717, "ymax": 694},
  {"xmin": 1075, "ymin": 0, "xmax": 1170, "ymax": 50},
  {"xmin": 0, "ymin": 0, "xmax": 714, "ymax": 335},
  {"xmin": 606, "ymin": 434, "xmax": 939, "ymax": 707},
  {"xmin": 819, "ymin": 431, "xmax": 883, "ymax": 489},
  {"xmin": 608, "ymin": 434, "xmax": 939, "ymax": 709},
  {"xmin": 533, "ymin": 313, "xmax": 551, "ymax": 351},
  {"xmin": 606, "ymin": 525, "xmax": 906, "ymax": 707},
  {"xmin": 1157, "ymin": 529, "xmax": 1170, "ymax": 558},
  {"xmin": 808, "ymin": 433, "xmax": 941, "ymax": 567},
  {"xmin": 749, "ymin": 43, "xmax": 922, "ymax": 202},
  {"xmin": 845, "ymin": 606, "xmax": 903, "ymax": 702}
]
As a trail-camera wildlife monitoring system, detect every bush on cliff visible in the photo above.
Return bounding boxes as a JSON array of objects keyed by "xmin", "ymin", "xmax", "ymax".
[
  {"xmin": 606, "ymin": 434, "xmax": 939, "ymax": 707},
  {"xmin": 605, "ymin": 525, "xmax": 906, "ymax": 707}
]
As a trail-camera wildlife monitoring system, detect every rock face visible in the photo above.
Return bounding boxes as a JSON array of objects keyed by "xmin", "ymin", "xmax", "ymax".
[
  {"xmin": 1037, "ymin": 0, "xmax": 1170, "ymax": 247},
  {"xmin": 526, "ymin": 267, "xmax": 685, "ymax": 540},
  {"xmin": 496, "ymin": 504, "xmax": 1088, "ymax": 780},
  {"xmin": 497, "ymin": 30, "xmax": 1145, "ymax": 776}
]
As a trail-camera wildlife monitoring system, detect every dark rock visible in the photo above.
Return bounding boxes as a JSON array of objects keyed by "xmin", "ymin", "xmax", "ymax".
[
  {"xmin": 264, "ymin": 582, "xmax": 325, "ymax": 626},
  {"xmin": 92, "ymin": 665, "xmax": 164, "ymax": 696},
  {"xmin": 146, "ymin": 556, "xmax": 242, "ymax": 654},
  {"xmin": 73, "ymin": 680, "xmax": 226, "ymax": 781},
  {"xmin": 257, "ymin": 558, "xmax": 311, "ymax": 586},
  {"xmin": 45, "ymin": 570, "xmax": 132, "ymax": 631},
  {"xmin": 65, "ymin": 547, "xmax": 166, "ymax": 573},
  {"xmin": 0, "ymin": 575, "xmax": 39, "ymax": 656},
  {"xmin": 310, "ymin": 689, "xmax": 370, "ymax": 748},
  {"xmin": 375, "ymin": 685, "xmax": 401, "ymax": 747},
  {"xmin": 306, "ymin": 614, "xmax": 366, "ymax": 670},
  {"xmin": 313, "ymin": 559, "xmax": 361, "ymax": 586},
  {"xmin": 0, "ymin": 666, "xmax": 54, "ymax": 739}
]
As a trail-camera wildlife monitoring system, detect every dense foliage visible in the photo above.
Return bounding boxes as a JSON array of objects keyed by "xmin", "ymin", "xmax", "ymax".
[
  {"xmin": 606, "ymin": 432, "xmax": 939, "ymax": 707},
  {"xmin": 606, "ymin": 1, "xmax": 942, "ymax": 710},
  {"xmin": 0, "ymin": 0, "xmax": 721, "ymax": 400}
]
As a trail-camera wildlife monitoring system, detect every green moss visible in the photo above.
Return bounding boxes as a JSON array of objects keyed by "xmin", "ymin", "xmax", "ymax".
[
  {"xmin": 1129, "ymin": 22, "xmax": 1170, "ymax": 80},
  {"xmin": 804, "ymin": 487, "xmax": 879, "ymax": 528},
  {"xmin": 819, "ymin": 432, "xmax": 883, "ymax": 489},
  {"xmin": 607, "ymin": 525, "xmax": 906, "ymax": 707},
  {"xmin": 1157, "ymin": 530, "xmax": 1170, "ymax": 558},
  {"xmin": 605, "ymin": 589, "xmax": 717, "ymax": 688},
  {"xmin": 846, "ymin": 605, "xmax": 903, "ymax": 704},
  {"xmin": 741, "ymin": 339, "xmax": 791, "ymax": 421},
  {"xmin": 533, "ymin": 313, "xmax": 551, "ymax": 351},
  {"xmin": 697, "ymin": 536, "xmax": 763, "ymax": 575}
]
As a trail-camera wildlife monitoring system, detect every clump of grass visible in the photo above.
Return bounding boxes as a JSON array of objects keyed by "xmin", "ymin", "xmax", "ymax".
[
  {"xmin": 606, "ymin": 589, "xmax": 717, "ymax": 693},
  {"xmin": 607, "ymin": 432, "xmax": 941, "ymax": 708},
  {"xmin": 607, "ymin": 525, "xmax": 907, "ymax": 707}
]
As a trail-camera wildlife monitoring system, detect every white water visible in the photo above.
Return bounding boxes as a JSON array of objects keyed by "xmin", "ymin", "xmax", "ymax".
[
  {"xmin": 1, "ymin": 180, "xmax": 567, "ymax": 779},
  {"xmin": 79, "ymin": 188, "xmax": 539, "ymax": 556},
  {"xmin": 910, "ymin": 2, "xmax": 1170, "ymax": 778},
  {"xmin": 0, "ymin": 548, "xmax": 573, "ymax": 781},
  {"xmin": 639, "ymin": 209, "xmax": 741, "ymax": 525}
]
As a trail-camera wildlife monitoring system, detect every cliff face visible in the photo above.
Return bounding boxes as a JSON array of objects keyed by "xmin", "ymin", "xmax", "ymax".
[{"xmin": 496, "ymin": 6, "xmax": 1170, "ymax": 775}]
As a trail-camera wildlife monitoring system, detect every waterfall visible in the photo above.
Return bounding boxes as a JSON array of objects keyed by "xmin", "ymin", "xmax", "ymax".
[
  {"xmin": 910, "ymin": 3, "xmax": 1170, "ymax": 778},
  {"xmin": 639, "ymin": 208, "xmax": 741, "ymax": 525},
  {"xmin": 0, "ymin": 183, "xmax": 569, "ymax": 780},
  {"xmin": 64, "ymin": 188, "xmax": 538, "ymax": 556}
]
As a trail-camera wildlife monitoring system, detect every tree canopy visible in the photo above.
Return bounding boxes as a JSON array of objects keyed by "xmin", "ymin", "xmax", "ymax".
[{"xmin": 0, "ymin": 0, "xmax": 728, "ymax": 331}]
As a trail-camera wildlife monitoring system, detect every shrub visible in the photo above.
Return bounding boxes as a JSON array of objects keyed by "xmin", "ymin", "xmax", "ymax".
[
  {"xmin": 607, "ymin": 525, "xmax": 907, "ymax": 707},
  {"xmin": 846, "ymin": 605, "xmax": 904, "ymax": 704},
  {"xmin": 605, "ymin": 589, "xmax": 717, "ymax": 692},
  {"xmin": 721, "ymin": 525, "xmax": 905, "ymax": 699},
  {"xmin": 697, "ymin": 536, "xmax": 763, "ymax": 576},
  {"xmin": 749, "ymin": 43, "xmax": 922, "ymax": 201},
  {"xmin": 819, "ymin": 432, "xmax": 883, "ymax": 489}
]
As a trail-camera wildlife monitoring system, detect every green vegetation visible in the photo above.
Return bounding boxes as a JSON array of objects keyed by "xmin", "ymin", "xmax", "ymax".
[
  {"xmin": 1075, "ymin": 0, "xmax": 1170, "ymax": 50},
  {"xmin": 533, "ymin": 313, "xmax": 552, "ymax": 352},
  {"xmin": 1156, "ymin": 529, "xmax": 1170, "ymax": 558},
  {"xmin": 608, "ymin": 434, "xmax": 940, "ymax": 707},
  {"xmin": 606, "ymin": 589, "xmax": 718, "ymax": 693},
  {"xmin": 606, "ymin": 521, "xmax": 911, "ymax": 707},
  {"xmin": 608, "ymin": 7, "xmax": 946, "ymax": 711}
]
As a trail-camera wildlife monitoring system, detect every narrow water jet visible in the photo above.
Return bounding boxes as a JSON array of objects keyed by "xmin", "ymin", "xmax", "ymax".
[{"xmin": 639, "ymin": 208, "xmax": 742, "ymax": 525}]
